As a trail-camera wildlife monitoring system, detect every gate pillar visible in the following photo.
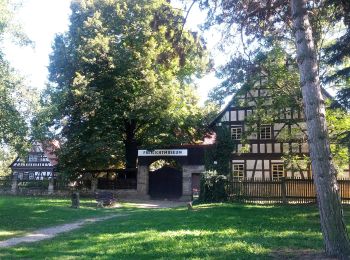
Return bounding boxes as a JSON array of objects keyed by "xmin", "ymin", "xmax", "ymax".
[
  {"xmin": 137, "ymin": 165, "xmax": 150, "ymax": 199},
  {"xmin": 181, "ymin": 165, "xmax": 205, "ymax": 201}
]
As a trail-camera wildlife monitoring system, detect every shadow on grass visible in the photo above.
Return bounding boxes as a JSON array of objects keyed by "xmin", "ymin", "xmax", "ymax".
[
  {"xmin": 0, "ymin": 203, "xmax": 336, "ymax": 259},
  {"xmin": 0, "ymin": 196, "xmax": 137, "ymax": 241}
]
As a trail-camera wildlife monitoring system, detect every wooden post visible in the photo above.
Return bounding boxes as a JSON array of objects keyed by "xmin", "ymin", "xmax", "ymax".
[
  {"xmin": 281, "ymin": 177, "xmax": 287, "ymax": 204},
  {"xmin": 48, "ymin": 178, "xmax": 54, "ymax": 195},
  {"xmin": 91, "ymin": 177, "xmax": 98, "ymax": 192},
  {"xmin": 11, "ymin": 173, "xmax": 18, "ymax": 194},
  {"xmin": 71, "ymin": 192, "xmax": 80, "ymax": 208}
]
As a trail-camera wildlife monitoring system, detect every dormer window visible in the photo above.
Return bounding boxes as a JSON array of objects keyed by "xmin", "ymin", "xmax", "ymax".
[
  {"xmin": 260, "ymin": 125, "xmax": 272, "ymax": 139},
  {"xmin": 231, "ymin": 126, "xmax": 242, "ymax": 140}
]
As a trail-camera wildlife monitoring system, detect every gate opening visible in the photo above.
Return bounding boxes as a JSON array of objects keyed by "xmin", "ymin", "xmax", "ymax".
[{"xmin": 149, "ymin": 160, "xmax": 182, "ymax": 199}]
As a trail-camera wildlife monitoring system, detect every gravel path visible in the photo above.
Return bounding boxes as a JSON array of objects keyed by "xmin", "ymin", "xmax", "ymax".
[{"xmin": 0, "ymin": 214, "xmax": 128, "ymax": 248}]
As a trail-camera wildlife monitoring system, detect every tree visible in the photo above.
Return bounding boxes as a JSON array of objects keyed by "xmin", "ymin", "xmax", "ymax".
[
  {"xmin": 201, "ymin": 0, "xmax": 350, "ymax": 257},
  {"xmin": 38, "ymin": 0, "xmax": 210, "ymax": 175},
  {"xmin": 0, "ymin": 0, "xmax": 30, "ymax": 158},
  {"xmin": 323, "ymin": 0, "xmax": 350, "ymax": 111}
]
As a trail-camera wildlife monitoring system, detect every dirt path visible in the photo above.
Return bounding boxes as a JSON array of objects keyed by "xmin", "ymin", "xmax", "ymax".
[
  {"xmin": 0, "ymin": 199, "xmax": 186, "ymax": 248},
  {"xmin": 0, "ymin": 214, "xmax": 128, "ymax": 248},
  {"xmin": 120, "ymin": 199, "xmax": 187, "ymax": 209}
]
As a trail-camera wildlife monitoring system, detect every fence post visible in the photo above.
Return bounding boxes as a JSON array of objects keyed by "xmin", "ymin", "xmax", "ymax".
[
  {"xmin": 281, "ymin": 177, "xmax": 287, "ymax": 204},
  {"xmin": 48, "ymin": 178, "xmax": 54, "ymax": 195}
]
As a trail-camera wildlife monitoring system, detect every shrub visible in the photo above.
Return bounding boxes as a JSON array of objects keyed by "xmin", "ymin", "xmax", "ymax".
[{"xmin": 199, "ymin": 171, "xmax": 228, "ymax": 202}]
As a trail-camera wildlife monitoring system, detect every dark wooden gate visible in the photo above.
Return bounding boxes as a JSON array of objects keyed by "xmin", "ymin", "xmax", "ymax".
[{"xmin": 149, "ymin": 166, "xmax": 182, "ymax": 199}]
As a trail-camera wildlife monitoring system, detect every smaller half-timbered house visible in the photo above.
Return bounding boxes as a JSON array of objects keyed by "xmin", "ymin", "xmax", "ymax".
[{"xmin": 10, "ymin": 142, "xmax": 58, "ymax": 182}]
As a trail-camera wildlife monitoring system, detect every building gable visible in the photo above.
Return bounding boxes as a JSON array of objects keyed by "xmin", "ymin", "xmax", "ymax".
[
  {"xmin": 10, "ymin": 142, "xmax": 56, "ymax": 180},
  {"xmin": 208, "ymin": 75, "xmax": 348, "ymax": 179}
]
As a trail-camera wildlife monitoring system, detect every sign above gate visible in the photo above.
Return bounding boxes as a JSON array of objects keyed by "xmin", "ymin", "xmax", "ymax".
[{"xmin": 138, "ymin": 149, "xmax": 188, "ymax": 157}]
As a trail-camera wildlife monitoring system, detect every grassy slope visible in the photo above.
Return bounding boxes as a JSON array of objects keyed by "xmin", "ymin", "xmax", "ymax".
[
  {"xmin": 0, "ymin": 196, "xmax": 125, "ymax": 240},
  {"xmin": 2, "ymin": 200, "xmax": 349, "ymax": 259}
]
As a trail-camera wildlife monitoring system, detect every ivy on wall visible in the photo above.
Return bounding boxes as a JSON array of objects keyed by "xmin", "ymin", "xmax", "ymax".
[
  {"xmin": 205, "ymin": 126, "xmax": 235, "ymax": 176},
  {"xmin": 200, "ymin": 126, "xmax": 234, "ymax": 202}
]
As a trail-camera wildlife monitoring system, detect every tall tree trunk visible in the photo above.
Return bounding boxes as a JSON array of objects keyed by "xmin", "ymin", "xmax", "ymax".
[
  {"xmin": 124, "ymin": 120, "xmax": 138, "ymax": 169},
  {"xmin": 291, "ymin": 0, "xmax": 350, "ymax": 257}
]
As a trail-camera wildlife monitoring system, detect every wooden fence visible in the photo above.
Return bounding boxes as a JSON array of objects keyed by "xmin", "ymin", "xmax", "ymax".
[{"xmin": 229, "ymin": 178, "xmax": 350, "ymax": 204}]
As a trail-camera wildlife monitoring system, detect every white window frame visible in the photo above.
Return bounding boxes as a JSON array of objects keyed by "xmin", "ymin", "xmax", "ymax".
[
  {"xmin": 260, "ymin": 125, "xmax": 272, "ymax": 139},
  {"xmin": 272, "ymin": 164, "xmax": 284, "ymax": 180},
  {"xmin": 28, "ymin": 155, "xmax": 37, "ymax": 162},
  {"xmin": 231, "ymin": 126, "xmax": 243, "ymax": 140},
  {"xmin": 233, "ymin": 164, "xmax": 245, "ymax": 180}
]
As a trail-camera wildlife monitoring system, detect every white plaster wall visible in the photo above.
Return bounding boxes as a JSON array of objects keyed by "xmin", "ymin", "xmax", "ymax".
[
  {"xmin": 260, "ymin": 144, "xmax": 265, "ymax": 153},
  {"xmin": 246, "ymin": 171, "xmax": 253, "ymax": 178},
  {"xmin": 264, "ymin": 160, "xmax": 270, "ymax": 169},
  {"xmin": 231, "ymin": 111, "xmax": 237, "ymax": 121},
  {"xmin": 256, "ymin": 160, "xmax": 262, "ymax": 170},
  {"xmin": 255, "ymin": 171, "xmax": 262, "ymax": 177},
  {"xmin": 266, "ymin": 143, "xmax": 272, "ymax": 153},
  {"xmin": 238, "ymin": 110, "xmax": 245, "ymax": 121},
  {"xmin": 274, "ymin": 123, "xmax": 284, "ymax": 130},
  {"xmin": 271, "ymin": 160, "xmax": 283, "ymax": 163},
  {"xmin": 247, "ymin": 160, "xmax": 255, "ymax": 169},
  {"xmin": 221, "ymin": 111, "xmax": 229, "ymax": 122},
  {"xmin": 255, "ymin": 171, "xmax": 263, "ymax": 178},
  {"xmin": 232, "ymin": 160, "xmax": 244, "ymax": 163},
  {"xmin": 274, "ymin": 143, "xmax": 281, "ymax": 153}
]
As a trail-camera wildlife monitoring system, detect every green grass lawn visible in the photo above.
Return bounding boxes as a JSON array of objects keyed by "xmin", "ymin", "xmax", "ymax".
[
  {"xmin": 0, "ymin": 195, "xmax": 134, "ymax": 241},
  {"xmin": 1, "ymin": 196, "xmax": 350, "ymax": 259}
]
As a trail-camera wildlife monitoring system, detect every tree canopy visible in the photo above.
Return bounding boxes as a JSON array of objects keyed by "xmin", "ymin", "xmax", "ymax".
[
  {"xmin": 0, "ymin": 0, "xmax": 30, "ymax": 155},
  {"xmin": 36, "ymin": 0, "xmax": 213, "ymax": 174}
]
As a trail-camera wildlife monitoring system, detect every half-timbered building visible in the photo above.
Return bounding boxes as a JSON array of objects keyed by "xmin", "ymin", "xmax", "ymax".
[
  {"xmin": 10, "ymin": 142, "xmax": 58, "ymax": 181},
  {"xmin": 210, "ymin": 76, "xmax": 350, "ymax": 180}
]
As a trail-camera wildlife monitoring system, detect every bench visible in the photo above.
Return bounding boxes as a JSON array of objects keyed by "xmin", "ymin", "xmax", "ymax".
[{"xmin": 95, "ymin": 191, "xmax": 116, "ymax": 207}]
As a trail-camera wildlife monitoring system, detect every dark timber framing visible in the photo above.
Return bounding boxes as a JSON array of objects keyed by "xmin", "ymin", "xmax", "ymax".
[
  {"xmin": 10, "ymin": 142, "xmax": 55, "ymax": 181},
  {"xmin": 9, "ymin": 142, "xmax": 57, "ymax": 194},
  {"xmin": 210, "ymin": 74, "xmax": 350, "ymax": 180}
]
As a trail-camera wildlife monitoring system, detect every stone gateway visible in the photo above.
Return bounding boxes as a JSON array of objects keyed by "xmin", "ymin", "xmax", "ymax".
[{"xmin": 136, "ymin": 146, "xmax": 205, "ymax": 201}]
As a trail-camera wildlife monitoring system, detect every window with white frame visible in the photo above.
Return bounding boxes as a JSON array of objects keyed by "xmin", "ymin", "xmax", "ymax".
[
  {"xmin": 272, "ymin": 164, "xmax": 284, "ymax": 180},
  {"xmin": 28, "ymin": 155, "xmax": 37, "ymax": 162},
  {"xmin": 233, "ymin": 164, "xmax": 245, "ymax": 180},
  {"xmin": 231, "ymin": 127, "xmax": 243, "ymax": 140},
  {"xmin": 260, "ymin": 125, "xmax": 272, "ymax": 139}
]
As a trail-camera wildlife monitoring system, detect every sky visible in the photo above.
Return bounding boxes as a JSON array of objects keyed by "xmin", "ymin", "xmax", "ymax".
[
  {"xmin": 3, "ymin": 0, "xmax": 224, "ymax": 104},
  {"xmin": 3, "ymin": 0, "xmax": 71, "ymax": 91}
]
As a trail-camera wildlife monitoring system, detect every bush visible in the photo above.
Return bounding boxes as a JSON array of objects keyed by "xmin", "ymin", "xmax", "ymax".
[
  {"xmin": 18, "ymin": 180, "xmax": 50, "ymax": 189},
  {"xmin": 199, "ymin": 171, "xmax": 228, "ymax": 202}
]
